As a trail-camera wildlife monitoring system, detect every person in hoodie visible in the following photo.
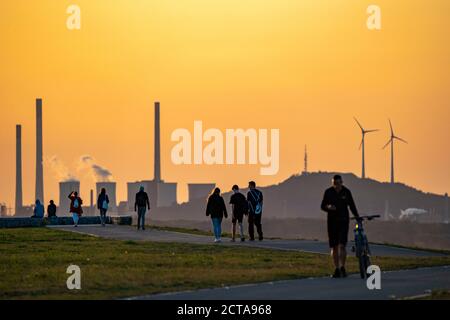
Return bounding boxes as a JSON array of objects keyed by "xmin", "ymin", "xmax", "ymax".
[
  {"xmin": 47, "ymin": 200, "xmax": 57, "ymax": 218},
  {"xmin": 68, "ymin": 191, "xmax": 83, "ymax": 227},
  {"xmin": 31, "ymin": 200, "xmax": 44, "ymax": 218},
  {"xmin": 97, "ymin": 188, "xmax": 110, "ymax": 227},
  {"xmin": 206, "ymin": 188, "xmax": 228, "ymax": 243}
]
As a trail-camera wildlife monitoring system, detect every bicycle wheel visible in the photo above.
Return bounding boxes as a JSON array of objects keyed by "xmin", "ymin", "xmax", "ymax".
[
  {"xmin": 358, "ymin": 255, "xmax": 366, "ymax": 279},
  {"xmin": 365, "ymin": 255, "xmax": 371, "ymax": 269},
  {"xmin": 359, "ymin": 254, "xmax": 372, "ymax": 279},
  {"xmin": 364, "ymin": 255, "xmax": 372, "ymax": 278}
]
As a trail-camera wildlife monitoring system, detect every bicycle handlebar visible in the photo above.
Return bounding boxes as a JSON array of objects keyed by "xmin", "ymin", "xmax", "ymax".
[{"xmin": 351, "ymin": 214, "xmax": 381, "ymax": 221}]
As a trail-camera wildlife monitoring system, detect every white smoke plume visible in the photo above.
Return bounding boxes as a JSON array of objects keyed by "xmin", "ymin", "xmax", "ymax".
[
  {"xmin": 79, "ymin": 155, "xmax": 113, "ymax": 182},
  {"xmin": 45, "ymin": 156, "xmax": 78, "ymax": 182}
]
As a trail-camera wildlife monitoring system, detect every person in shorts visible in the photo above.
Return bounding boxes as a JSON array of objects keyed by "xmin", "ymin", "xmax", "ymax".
[{"xmin": 321, "ymin": 175, "xmax": 359, "ymax": 278}]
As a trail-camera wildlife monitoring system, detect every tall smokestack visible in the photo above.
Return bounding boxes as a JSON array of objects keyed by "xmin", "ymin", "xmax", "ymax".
[
  {"xmin": 35, "ymin": 98, "xmax": 44, "ymax": 203},
  {"xmin": 90, "ymin": 189, "xmax": 94, "ymax": 213},
  {"xmin": 154, "ymin": 101, "xmax": 161, "ymax": 182},
  {"xmin": 15, "ymin": 125, "xmax": 23, "ymax": 215},
  {"xmin": 445, "ymin": 193, "xmax": 449, "ymax": 224}
]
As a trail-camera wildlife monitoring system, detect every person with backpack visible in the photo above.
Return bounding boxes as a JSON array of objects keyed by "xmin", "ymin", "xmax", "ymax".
[
  {"xmin": 247, "ymin": 181, "xmax": 264, "ymax": 241},
  {"xmin": 97, "ymin": 188, "xmax": 110, "ymax": 227},
  {"xmin": 206, "ymin": 188, "xmax": 228, "ymax": 243},
  {"xmin": 229, "ymin": 185, "xmax": 248, "ymax": 242},
  {"xmin": 68, "ymin": 191, "xmax": 83, "ymax": 227},
  {"xmin": 134, "ymin": 186, "xmax": 150, "ymax": 231}
]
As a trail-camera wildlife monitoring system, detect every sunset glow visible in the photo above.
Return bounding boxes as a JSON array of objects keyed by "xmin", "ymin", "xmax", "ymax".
[{"xmin": 0, "ymin": 0, "xmax": 449, "ymax": 208}]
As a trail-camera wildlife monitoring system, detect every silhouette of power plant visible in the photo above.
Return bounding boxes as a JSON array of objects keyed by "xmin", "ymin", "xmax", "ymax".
[
  {"xmin": 126, "ymin": 102, "xmax": 177, "ymax": 211},
  {"xmin": 15, "ymin": 125, "xmax": 23, "ymax": 214},
  {"xmin": 35, "ymin": 99, "xmax": 44, "ymax": 205},
  {"xmin": 15, "ymin": 99, "xmax": 44, "ymax": 216},
  {"xmin": 13, "ymin": 99, "xmax": 216, "ymax": 216},
  {"xmin": 9, "ymin": 98, "xmax": 441, "ymax": 218},
  {"xmin": 125, "ymin": 102, "xmax": 215, "ymax": 211}
]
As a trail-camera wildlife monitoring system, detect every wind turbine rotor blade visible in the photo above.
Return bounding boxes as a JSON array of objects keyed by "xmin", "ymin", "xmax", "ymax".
[
  {"xmin": 394, "ymin": 136, "xmax": 408, "ymax": 144},
  {"xmin": 359, "ymin": 139, "xmax": 363, "ymax": 150},
  {"xmin": 354, "ymin": 117, "xmax": 364, "ymax": 132},
  {"xmin": 382, "ymin": 139, "xmax": 392, "ymax": 149},
  {"xmin": 388, "ymin": 119, "xmax": 394, "ymax": 136},
  {"xmin": 366, "ymin": 129, "xmax": 379, "ymax": 134}
]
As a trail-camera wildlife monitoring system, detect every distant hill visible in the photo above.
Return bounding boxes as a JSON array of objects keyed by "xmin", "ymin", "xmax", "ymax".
[{"xmin": 153, "ymin": 172, "xmax": 448, "ymax": 222}]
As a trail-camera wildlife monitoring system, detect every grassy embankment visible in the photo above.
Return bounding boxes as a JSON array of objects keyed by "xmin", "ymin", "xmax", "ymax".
[{"xmin": 1, "ymin": 227, "xmax": 450, "ymax": 299}]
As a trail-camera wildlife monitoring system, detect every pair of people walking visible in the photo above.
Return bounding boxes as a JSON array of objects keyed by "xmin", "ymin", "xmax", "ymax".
[
  {"xmin": 206, "ymin": 181, "xmax": 264, "ymax": 243},
  {"xmin": 68, "ymin": 186, "xmax": 150, "ymax": 230},
  {"xmin": 68, "ymin": 189, "xmax": 110, "ymax": 227}
]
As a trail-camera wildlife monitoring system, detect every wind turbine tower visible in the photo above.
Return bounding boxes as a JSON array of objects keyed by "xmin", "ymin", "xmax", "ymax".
[
  {"xmin": 383, "ymin": 119, "xmax": 407, "ymax": 184},
  {"xmin": 354, "ymin": 117, "xmax": 378, "ymax": 179}
]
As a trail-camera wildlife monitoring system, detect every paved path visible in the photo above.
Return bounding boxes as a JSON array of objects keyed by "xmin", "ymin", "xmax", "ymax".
[
  {"xmin": 131, "ymin": 266, "xmax": 450, "ymax": 300},
  {"xmin": 52, "ymin": 224, "xmax": 445, "ymax": 257},
  {"xmin": 52, "ymin": 225, "xmax": 449, "ymax": 300}
]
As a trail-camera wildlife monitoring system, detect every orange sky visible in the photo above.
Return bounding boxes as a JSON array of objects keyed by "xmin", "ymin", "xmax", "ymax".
[{"xmin": 0, "ymin": 0, "xmax": 449, "ymax": 209}]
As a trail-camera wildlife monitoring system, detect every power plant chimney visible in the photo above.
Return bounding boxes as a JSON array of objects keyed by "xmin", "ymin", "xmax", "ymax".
[
  {"xmin": 35, "ymin": 98, "xmax": 44, "ymax": 204},
  {"xmin": 154, "ymin": 101, "xmax": 161, "ymax": 182},
  {"xmin": 15, "ymin": 125, "xmax": 23, "ymax": 215},
  {"xmin": 90, "ymin": 189, "xmax": 94, "ymax": 214},
  {"xmin": 445, "ymin": 193, "xmax": 449, "ymax": 224}
]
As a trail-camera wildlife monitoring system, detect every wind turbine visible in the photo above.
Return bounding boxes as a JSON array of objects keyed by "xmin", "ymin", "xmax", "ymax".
[
  {"xmin": 383, "ymin": 119, "xmax": 407, "ymax": 184},
  {"xmin": 354, "ymin": 117, "xmax": 378, "ymax": 179}
]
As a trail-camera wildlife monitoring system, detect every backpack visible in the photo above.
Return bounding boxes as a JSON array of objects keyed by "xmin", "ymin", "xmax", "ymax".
[
  {"xmin": 102, "ymin": 196, "xmax": 109, "ymax": 210},
  {"xmin": 249, "ymin": 190, "xmax": 262, "ymax": 214}
]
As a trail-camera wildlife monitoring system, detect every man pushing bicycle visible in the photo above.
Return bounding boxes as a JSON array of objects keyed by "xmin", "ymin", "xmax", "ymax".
[{"xmin": 321, "ymin": 175, "xmax": 360, "ymax": 278}]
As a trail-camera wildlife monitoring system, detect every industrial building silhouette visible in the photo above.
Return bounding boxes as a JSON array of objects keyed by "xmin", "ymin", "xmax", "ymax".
[{"xmin": 13, "ymin": 99, "xmax": 215, "ymax": 216}]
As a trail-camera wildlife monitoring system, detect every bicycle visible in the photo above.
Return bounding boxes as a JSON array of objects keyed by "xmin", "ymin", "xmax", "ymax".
[{"xmin": 351, "ymin": 214, "xmax": 380, "ymax": 279}]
